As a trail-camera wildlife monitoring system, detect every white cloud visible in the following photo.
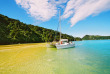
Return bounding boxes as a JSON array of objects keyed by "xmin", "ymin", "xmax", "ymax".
[
  {"xmin": 15, "ymin": 0, "xmax": 110, "ymax": 26},
  {"xmin": 15, "ymin": 0, "xmax": 57, "ymax": 21},
  {"xmin": 63, "ymin": 0, "xmax": 110, "ymax": 27},
  {"xmin": 15, "ymin": 0, "xmax": 69, "ymax": 21}
]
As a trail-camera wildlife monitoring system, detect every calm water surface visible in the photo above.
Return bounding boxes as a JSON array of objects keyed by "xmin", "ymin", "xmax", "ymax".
[{"xmin": 0, "ymin": 40, "xmax": 110, "ymax": 74}]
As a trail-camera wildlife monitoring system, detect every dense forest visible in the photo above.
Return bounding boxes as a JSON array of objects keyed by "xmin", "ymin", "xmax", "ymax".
[
  {"xmin": 74, "ymin": 37, "xmax": 82, "ymax": 41},
  {"xmin": 0, "ymin": 14, "xmax": 81, "ymax": 45},
  {"xmin": 82, "ymin": 35, "xmax": 110, "ymax": 40}
]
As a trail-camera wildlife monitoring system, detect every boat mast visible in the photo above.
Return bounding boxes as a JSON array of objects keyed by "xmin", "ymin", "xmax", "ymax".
[{"xmin": 59, "ymin": 9, "xmax": 61, "ymax": 44}]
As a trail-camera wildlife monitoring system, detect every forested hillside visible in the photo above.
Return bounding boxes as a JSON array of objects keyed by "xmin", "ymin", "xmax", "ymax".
[
  {"xmin": 82, "ymin": 35, "xmax": 110, "ymax": 40},
  {"xmin": 0, "ymin": 14, "xmax": 77, "ymax": 45}
]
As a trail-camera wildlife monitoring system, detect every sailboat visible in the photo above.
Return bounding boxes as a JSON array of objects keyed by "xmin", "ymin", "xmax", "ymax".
[{"xmin": 55, "ymin": 10, "xmax": 75, "ymax": 49}]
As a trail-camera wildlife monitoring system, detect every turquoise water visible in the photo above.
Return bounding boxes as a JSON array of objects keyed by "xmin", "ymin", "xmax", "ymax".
[
  {"xmin": 73, "ymin": 40, "xmax": 110, "ymax": 74},
  {"xmin": 0, "ymin": 40, "xmax": 110, "ymax": 74},
  {"xmin": 46, "ymin": 40, "xmax": 110, "ymax": 74}
]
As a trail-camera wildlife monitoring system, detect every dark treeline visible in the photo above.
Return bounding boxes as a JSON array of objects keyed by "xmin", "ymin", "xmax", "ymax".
[
  {"xmin": 0, "ymin": 14, "xmax": 80, "ymax": 45},
  {"xmin": 82, "ymin": 35, "xmax": 110, "ymax": 40},
  {"xmin": 74, "ymin": 37, "xmax": 82, "ymax": 41}
]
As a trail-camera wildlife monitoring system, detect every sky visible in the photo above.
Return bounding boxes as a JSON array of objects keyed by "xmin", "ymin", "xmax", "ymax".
[{"xmin": 0, "ymin": 0, "xmax": 110, "ymax": 38}]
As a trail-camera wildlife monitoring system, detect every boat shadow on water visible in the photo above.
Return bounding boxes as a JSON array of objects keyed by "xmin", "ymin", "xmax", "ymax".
[{"xmin": 58, "ymin": 46, "xmax": 75, "ymax": 50}]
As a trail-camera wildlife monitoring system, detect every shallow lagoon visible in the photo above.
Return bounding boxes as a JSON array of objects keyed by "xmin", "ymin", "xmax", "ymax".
[{"xmin": 0, "ymin": 40, "xmax": 110, "ymax": 74}]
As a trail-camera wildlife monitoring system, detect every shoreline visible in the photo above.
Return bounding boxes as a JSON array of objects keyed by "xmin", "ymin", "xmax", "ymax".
[
  {"xmin": 0, "ymin": 43, "xmax": 47, "ymax": 50},
  {"xmin": 1, "ymin": 39, "xmax": 110, "ymax": 45},
  {"xmin": 0, "ymin": 42, "xmax": 46, "ymax": 46}
]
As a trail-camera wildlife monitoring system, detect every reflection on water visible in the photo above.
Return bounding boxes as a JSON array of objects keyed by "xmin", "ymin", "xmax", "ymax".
[{"xmin": 0, "ymin": 40, "xmax": 110, "ymax": 74}]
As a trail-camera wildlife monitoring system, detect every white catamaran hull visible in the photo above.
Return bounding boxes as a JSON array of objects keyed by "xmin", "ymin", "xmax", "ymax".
[{"xmin": 56, "ymin": 43, "xmax": 75, "ymax": 49}]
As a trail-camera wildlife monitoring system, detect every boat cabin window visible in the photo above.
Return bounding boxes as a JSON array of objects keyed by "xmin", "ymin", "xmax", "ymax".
[
  {"xmin": 61, "ymin": 41, "xmax": 68, "ymax": 44},
  {"xmin": 60, "ymin": 39, "xmax": 68, "ymax": 44}
]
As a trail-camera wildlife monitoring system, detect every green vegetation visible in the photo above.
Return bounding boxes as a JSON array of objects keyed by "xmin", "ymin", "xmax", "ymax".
[
  {"xmin": 82, "ymin": 35, "xmax": 110, "ymax": 40},
  {"xmin": 74, "ymin": 37, "xmax": 82, "ymax": 41},
  {"xmin": 0, "ymin": 14, "xmax": 78, "ymax": 45}
]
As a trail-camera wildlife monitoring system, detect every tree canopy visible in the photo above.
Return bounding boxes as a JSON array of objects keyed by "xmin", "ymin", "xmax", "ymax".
[
  {"xmin": 82, "ymin": 35, "xmax": 110, "ymax": 40},
  {"xmin": 0, "ymin": 14, "xmax": 79, "ymax": 45}
]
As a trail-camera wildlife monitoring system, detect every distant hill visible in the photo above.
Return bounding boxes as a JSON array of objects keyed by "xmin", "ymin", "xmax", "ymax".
[
  {"xmin": 82, "ymin": 35, "xmax": 110, "ymax": 40},
  {"xmin": 0, "ymin": 14, "xmax": 80, "ymax": 45}
]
